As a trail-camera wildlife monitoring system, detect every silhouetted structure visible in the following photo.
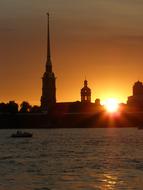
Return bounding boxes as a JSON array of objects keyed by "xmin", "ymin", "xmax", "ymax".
[
  {"xmin": 41, "ymin": 13, "xmax": 56, "ymax": 112},
  {"xmin": 127, "ymin": 81, "xmax": 143, "ymax": 110},
  {"xmin": 81, "ymin": 80, "xmax": 91, "ymax": 103}
]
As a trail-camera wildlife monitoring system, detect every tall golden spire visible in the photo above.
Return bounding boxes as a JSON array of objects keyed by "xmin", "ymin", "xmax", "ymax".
[
  {"xmin": 41, "ymin": 13, "xmax": 56, "ymax": 111},
  {"xmin": 47, "ymin": 13, "xmax": 51, "ymax": 60},
  {"xmin": 46, "ymin": 12, "xmax": 52, "ymax": 72}
]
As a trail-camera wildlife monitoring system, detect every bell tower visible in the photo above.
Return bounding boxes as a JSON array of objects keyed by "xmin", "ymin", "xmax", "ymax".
[
  {"xmin": 81, "ymin": 80, "xmax": 91, "ymax": 103},
  {"xmin": 41, "ymin": 13, "xmax": 56, "ymax": 111}
]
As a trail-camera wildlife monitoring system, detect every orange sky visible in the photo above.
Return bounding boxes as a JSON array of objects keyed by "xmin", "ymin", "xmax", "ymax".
[{"xmin": 0, "ymin": 0, "xmax": 143, "ymax": 105}]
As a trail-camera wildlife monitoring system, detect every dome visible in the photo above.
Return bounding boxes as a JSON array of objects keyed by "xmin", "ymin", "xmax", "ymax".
[
  {"xmin": 134, "ymin": 81, "xmax": 143, "ymax": 87},
  {"xmin": 81, "ymin": 80, "xmax": 91, "ymax": 95},
  {"xmin": 133, "ymin": 81, "xmax": 143, "ymax": 96}
]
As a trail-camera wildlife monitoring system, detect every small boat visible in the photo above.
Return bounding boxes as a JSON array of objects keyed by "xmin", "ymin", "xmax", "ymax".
[{"xmin": 11, "ymin": 131, "xmax": 33, "ymax": 138}]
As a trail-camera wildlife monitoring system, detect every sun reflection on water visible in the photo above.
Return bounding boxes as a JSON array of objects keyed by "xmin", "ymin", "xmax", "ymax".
[{"xmin": 101, "ymin": 173, "xmax": 118, "ymax": 190}]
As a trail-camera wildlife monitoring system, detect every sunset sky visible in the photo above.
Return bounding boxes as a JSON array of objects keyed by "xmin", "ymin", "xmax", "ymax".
[{"xmin": 1, "ymin": 0, "xmax": 143, "ymax": 105}]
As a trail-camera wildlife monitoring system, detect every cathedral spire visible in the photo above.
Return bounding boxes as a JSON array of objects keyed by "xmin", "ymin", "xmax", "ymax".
[
  {"xmin": 41, "ymin": 13, "xmax": 56, "ymax": 111},
  {"xmin": 46, "ymin": 12, "xmax": 52, "ymax": 72},
  {"xmin": 47, "ymin": 13, "xmax": 51, "ymax": 60}
]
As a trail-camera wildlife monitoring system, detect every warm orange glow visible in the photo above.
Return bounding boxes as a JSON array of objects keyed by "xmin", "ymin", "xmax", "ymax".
[
  {"xmin": 102, "ymin": 98, "xmax": 119, "ymax": 113},
  {"xmin": 1, "ymin": 4, "xmax": 143, "ymax": 105}
]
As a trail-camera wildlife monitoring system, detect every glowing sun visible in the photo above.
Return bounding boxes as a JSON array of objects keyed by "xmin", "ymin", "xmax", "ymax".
[{"xmin": 103, "ymin": 98, "xmax": 119, "ymax": 113}]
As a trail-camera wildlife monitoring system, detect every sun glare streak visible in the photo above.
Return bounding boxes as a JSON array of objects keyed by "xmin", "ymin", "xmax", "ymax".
[{"xmin": 102, "ymin": 98, "xmax": 119, "ymax": 113}]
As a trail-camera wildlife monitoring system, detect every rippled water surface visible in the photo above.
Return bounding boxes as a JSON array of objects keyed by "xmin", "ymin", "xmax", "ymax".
[{"xmin": 0, "ymin": 128, "xmax": 143, "ymax": 190}]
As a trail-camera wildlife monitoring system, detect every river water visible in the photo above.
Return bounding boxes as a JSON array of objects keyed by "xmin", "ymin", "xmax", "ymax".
[{"xmin": 0, "ymin": 128, "xmax": 143, "ymax": 190}]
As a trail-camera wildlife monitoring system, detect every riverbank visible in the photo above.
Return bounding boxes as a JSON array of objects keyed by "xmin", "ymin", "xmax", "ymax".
[{"xmin": 0, "ymin": 111, "xmax": 142, "ymax": 128}]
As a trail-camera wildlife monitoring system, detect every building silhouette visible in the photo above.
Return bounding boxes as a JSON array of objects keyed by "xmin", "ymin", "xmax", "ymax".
[
  {"xmin": 41, "ymin": 13, "xmax": 56, "ymax": 111},
  {"xmin": 127, "ymin": 81, "xmax": 143, "ymax": 110},
  {"xmin": 40, "ymin": 14, "xmax": 102, "ymax": 114},
  {"xmin": 81, "ymin": 80, "xmax": 91, "ymax": 103}
]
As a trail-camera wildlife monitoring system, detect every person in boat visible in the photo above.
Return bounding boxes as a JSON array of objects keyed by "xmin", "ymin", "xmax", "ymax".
[{"xmin": 17, "ymin": 130, "xmax": 22, "ymax": 134}]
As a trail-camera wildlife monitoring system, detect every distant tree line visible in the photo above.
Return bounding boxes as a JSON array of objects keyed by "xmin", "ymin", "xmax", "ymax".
[
  {"xmin": 0, "ymin": 100, "xmax": 129, "ymax": 115},
  {"xmin": 0, "ymin": 101, "xmax": 41, "ymax": 114}
]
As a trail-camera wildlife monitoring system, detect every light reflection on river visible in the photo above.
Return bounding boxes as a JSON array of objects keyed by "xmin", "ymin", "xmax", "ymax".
[{"xmin": 0, "ymin": 128, "xmax": 143, "ymax": 190}]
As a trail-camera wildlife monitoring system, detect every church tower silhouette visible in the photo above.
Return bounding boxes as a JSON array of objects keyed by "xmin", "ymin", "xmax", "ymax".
[
  {"xmin": 81, "ymin": 79, "xmax": 91, "ymax": 103},
  {"xmin": 41, "ymin": 13, "xmax": 56, "ymax": 111}
]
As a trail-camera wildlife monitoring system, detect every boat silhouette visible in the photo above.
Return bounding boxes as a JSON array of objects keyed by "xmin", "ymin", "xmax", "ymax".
[{"xmin": 11, "ymin": 131, "xmax": 33, "ymax": 138}]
